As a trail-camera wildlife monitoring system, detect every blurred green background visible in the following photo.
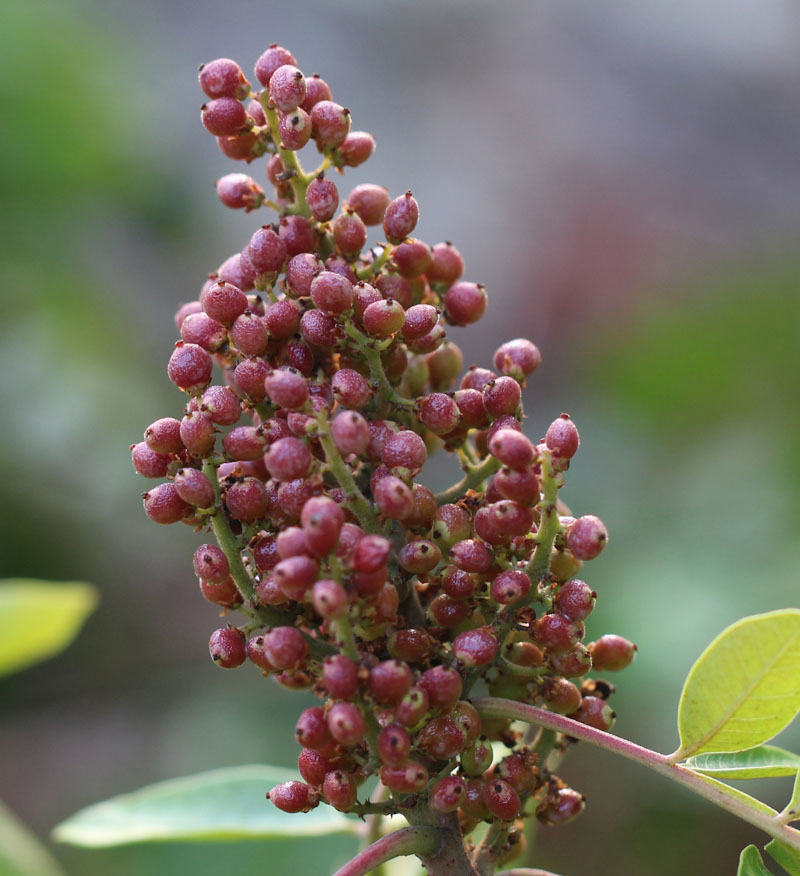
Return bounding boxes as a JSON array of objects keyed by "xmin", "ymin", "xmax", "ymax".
[{"xmin": 1, "ymin": 0, "xmax": 799, "ymax": 873}]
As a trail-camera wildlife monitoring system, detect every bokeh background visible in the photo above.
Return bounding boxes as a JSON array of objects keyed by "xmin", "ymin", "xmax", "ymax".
[{"xmin": 1, "ymin": 0, "xmax": 799, "ymax": 873}]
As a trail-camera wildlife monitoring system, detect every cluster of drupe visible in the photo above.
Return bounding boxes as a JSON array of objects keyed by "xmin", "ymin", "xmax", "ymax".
[{"xmin": 130, "ymin": 43, "xmax": 636, "ymax": 862}]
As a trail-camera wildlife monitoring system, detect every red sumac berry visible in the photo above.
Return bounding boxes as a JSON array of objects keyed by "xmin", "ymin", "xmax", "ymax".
[
  {"xmin": 419, "ymin": 665, "xmax": 462, "ymax": 711},
  {"xmin": 490, "ymin": 569, "xmax": 531, "ymax": 605},
  {"xmin": 330, "ymin": 410, "xmax": 370, "ymax": 456},
  {"xmin": 254, "ymin": 45, "xmax": 297, "ymax": 86},
  {"xmin": 537, "ymin": 788, "xmax": 585, "ymax": 826},
  {"xmin": 131, "ymin": 442, "xmax": 170, "ymax": 478},
  {"xmin": 494, "ymin": 338, "xmax": 541, "ymax": 380},
  {"xmin": 264, "ymin": 436, "xmax": 312, "ymax": 481},
  {"xmin": 268, "ymin": 780, "xmax": 318, "ymax": 814},
  {"xmin": 589, "ymin": 634, "xmax": 637, "ymax": 671},
  {"xmin": 485, "ymin": 779, "xmax": 521, "ymax": 821},
  {"xmin": 305, "ymin": 175, "xmax": 339, "ymax": 221},
  {"xmin": 200, "ymin": 280, "xmax": 248, "ymax": 326},
  {"xmin": 452, "ymin": 627, "xmax": 498, "ymax": 667},
  {"xmin": 174, "ymin": 468, "xmax": 215, "ymax": 507},
  {"xmin": 224, "ymin": 477, "xmax": 269, "ymax": 522},
  {"xmin": 199, "ymin": 58, "xmax": 250, "ymax": 101},
  {"xmin": 168, "ymin": 343, "xmax": 213, "ymax": 393},
  {"xmin": 322, "ymin": 655, "xmax": 359, "ymax": 699},
  {"xmin": 209, "ymin": 627, "xmax": 246, "ymax": 668},
  {"xmin": 295, "ymin": 706, "xmax": 332, "ymax": 750},
  {"xmin": 263, "ymin": 626, "xmax": 308, "ymax": 670},
  {"xmin": 298, "ymin": 748, "xmax": 333, "ymax": 787},
  {"xmin": 427, "ymin": 242, "xmax": 464, "ymax": 285},
  {"xmin": 379, "ymin": 761, "xmax": 429, "ymax": 793},
  {"xmin": 144, "ymin": 417, "xmax": 184, "ymax": 454},
  {"xmin": 566, "ymin": 515, "xmax": 609, "ymax": 561},
  {"xmin": 322, "ymin": 770, "xmax": 357, "ymax": 812},
  {"xmin": 301, "ymin": 73, "xmax": 332, "ymax": 112},
  {"xmin": 143, "ymin": 483, "xmax": 190, "ymax": 524},
  {"xmin": 201, "ymin": 97, "xmax": 248, "ymax": 137},
  {"xmin": 377, "ymin": 724, "xmax": 411, "ymax": 766},
  {"xmin": 347, "ymin": 183, "xmax": 390, "ymax": 226},
  {"xmin": 327, "ymin": 702, "xmax": 366, "ymax": 746},
  {"xmin": 417, "ymin": 716, "xmax": 467, "ymax": 759},
  {"xmin": 383, "ymin": 191, "xmax": 419, "ymax": 243},
  {"xmin": 310, "ymin": 101, "xmax": 351, "ymax": 148},
  {"xmin": 338, "ymin": 131, "xmax": 375, "ymax": 167},
  {"xmin": 369, "ymin": 660, "xmax": 413, "ymax": 705},
  {"xmin": 269, "ymin": 65, "xmax": 306, "ymax": 112}
]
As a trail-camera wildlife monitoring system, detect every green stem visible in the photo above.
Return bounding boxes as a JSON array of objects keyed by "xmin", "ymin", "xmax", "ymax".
[
  {"xmin": 202, "ymin": 460, "xmax": 270, "ymax": 613},
  {"xmin": 315, "ymin": 409, "xmax": 381, "ymax": 533},
  {"xmin": 201, "ymin": 460, "xmax": 334, "ymax": 659},
  {"xmin": 435, "ymin": 455, "xmax": 501, "ymax": 506},
  {"xmin": 258, "ymin": 97, "xmax": 312, "ymax": 215},
  {"xmin": 524, "ymin": 450, "xmax": 562, "ymax": 582},
  {"xmin": 356, "ymin": 242, "xmax": 394, "ymax": 280},
  {"xmin": 466, "ymin": 451, "xmax": 563, "ymax": 692},
  {"xmin": 343, "ymin": 322, "xmax": 414, "ymax": 407},
  {"xmin": 473, "ymin": 697, "xmax": 800, "ymax": 855},
  {"xmin": 335, "ymin": 615, "xmax": 360, "ymax": 662}
]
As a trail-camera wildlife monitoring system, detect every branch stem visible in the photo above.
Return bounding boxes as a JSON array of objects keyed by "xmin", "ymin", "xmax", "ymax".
[
  {"xmin": 435, "ymin": 455, "xmax": 501, "ymax": 506},
  {"xmin": 524, "ymin": 451, "xmax": 562, "ymax": 582},
  {"xmin": 356, "ymin": 243, "xmax": 394, "ymax": 280},
  {"xmin": 495, "ymin": 870, "xmax": 565, "ymax": 876},
  {"xmin": 473, "ymin": 697, "xmax": 800, "ymax": 854},
  {"xmin": 258, "ymin": 98, "xmax": 312, "ymax": 214},
  {"xmin": 202, "ymin": 460, "xmax": 333, "ymax": 659},
  {"xmin": 315, "ymin": 409, "xmax": 381, "ymax": 534},
  {"xmin": 330, "ymin": 826, "xmax": 441, "ymax": 876}
]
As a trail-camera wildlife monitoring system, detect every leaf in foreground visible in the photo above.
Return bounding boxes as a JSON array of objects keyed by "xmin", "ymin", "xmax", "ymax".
[
  {"xmin": 765, "ymin": 839, "xmax": 800, "ymax": 876},
  {"xmin": 675, "ymin": 610, "xmax": 800, "ymax": 759},
  {"xmin": 0, "ymin": 579, "xmax": 97, "ymax": 678},
  {"xmin": 0, "ymin": 799, "xmax": 67, "ymax": 876},
  {"xmin": 52, "ymin": 765, "xmax": 357, "ymax": 847},
  {"xmin": 738, "ymin": 845, "xmax": 773, "ymax": 876}
]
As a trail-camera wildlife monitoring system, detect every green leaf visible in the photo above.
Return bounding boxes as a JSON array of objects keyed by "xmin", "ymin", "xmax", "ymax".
[
  {"xmin": 0, "ymin": 579, "xmax": 97, "ymax": 677},
  {"xmin": 738, "ymin": 845, "xmax": 774, "ymax": 876},
  {"xmin": 0, "ymin": 799, "xmax": 67, "ymax": 876},
  {"xmin": 684, "ymin": 746, "xmax": 800, "ymax": 779},
  {"xmin": 765, "ymin": 839, "xmax": 800, "ymax": 876},
  {"xmin": 674, "ymin": 610, "xmax": 800, "ymax": 759},
  {"xmin": 52, "ymin": 765, "xmax": 358, "ymax": 847}
]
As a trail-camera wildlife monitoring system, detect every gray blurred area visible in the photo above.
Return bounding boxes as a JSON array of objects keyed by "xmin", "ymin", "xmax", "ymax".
[{"xmin": 1, "ymin": 0, "xmax": 799, "ymax": 874}]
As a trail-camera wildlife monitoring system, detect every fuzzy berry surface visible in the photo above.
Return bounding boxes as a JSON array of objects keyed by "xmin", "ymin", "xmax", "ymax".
[{"xmin": 128, "ymin": 40, "xmax": 632, "ymax": 876}]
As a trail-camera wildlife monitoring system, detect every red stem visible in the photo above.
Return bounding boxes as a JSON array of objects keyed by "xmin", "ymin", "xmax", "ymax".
[{"xmin": 331, "ymin": 826, "xmax": 441, "ymax": 876}]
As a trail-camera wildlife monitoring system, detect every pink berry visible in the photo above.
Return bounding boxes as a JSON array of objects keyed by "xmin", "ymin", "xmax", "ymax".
[
  {"xmin": 199, "ymin": 58, "xmax": 250, "ymax": 100},
  {"xmin": 209, "ymin": 627, "xmax": 246, "ymax": 668},
  {"xmin": 201, "ymin": 97, "xmax": 248, "ymax": 137},
  {"xmin": 254, "ymin": 45, "xmax": 297, "ymax": 87},
  {"xmin": 347, "ymin": 183, "xmax": 390, "ymax": 225},
  {"xmin": 566, "ymin": 515, "xmax": 608, "ymax": 561},
  {"xmin": 310, "ymin": 101, "xmax": 351, "ymax": 148},
  {"xmin": 269, "ymin": 65, "xmax": 306, "ymax": 112},
  {"xmin": 168, "ymin": 343, "xmax": 213, "ymax": 393},
  {"xmin": 383, "ymin": 192, "xmax": 419, "ymax": 243},
  {"xmin": 452, "ymin": 627, "xmax": 498, "ymax": 667},
  {"xmin": 338, "ymin": 131, "xmax": 375, "ymax": 167}
]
